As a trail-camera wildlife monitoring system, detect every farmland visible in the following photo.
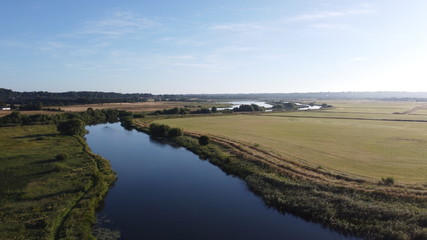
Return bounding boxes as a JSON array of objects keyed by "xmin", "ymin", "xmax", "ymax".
[
  {"xmin": 155, "ymin": 100, "xmax": 427, "ymax": 183},
  {"xmin": 132, "ymin": 100, "xmax": 427, "ymax": 239}
]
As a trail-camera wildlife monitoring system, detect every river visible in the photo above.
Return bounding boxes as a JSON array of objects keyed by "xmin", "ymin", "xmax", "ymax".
[{"xmin": 86, "ymin": 123, "xmax": 357, "ymax": 240}]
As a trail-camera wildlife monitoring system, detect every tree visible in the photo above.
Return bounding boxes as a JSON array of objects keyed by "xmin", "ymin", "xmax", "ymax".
[
  {"xmin": 149, "ymin": 123, "xmax": 170, "ymax": 137},
  {"xmin": 211, "ymin": 106, "xmax": 218, "ymax": 113},
  {"xmin": 167, "ymin": 127, "xmax": 182, "ymax": 137},
  {"xmin": 198, "ymin": 135, "xmax": 210, "ymax": 146},
  {"xmin": 57, "ymin": 119, "xmax": 86, "ymax": 136}
]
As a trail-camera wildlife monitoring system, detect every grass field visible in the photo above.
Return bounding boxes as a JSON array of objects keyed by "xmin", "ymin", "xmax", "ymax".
[
  {"xmin": 319, "ymin": 100, "xmax": 423, "ymax": 114},
  {"xmin": 155, "ymin": 100, "xmax": 427, "ymax": 183},
  {"xmin": 0, "ymin": 125, "xmax": 115, "ymax": 239}
]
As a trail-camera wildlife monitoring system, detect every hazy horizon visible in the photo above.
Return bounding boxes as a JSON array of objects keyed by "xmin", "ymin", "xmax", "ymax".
[{"xmin": 1, "ymin": 1, "xmax": 426, "ymax": 94}]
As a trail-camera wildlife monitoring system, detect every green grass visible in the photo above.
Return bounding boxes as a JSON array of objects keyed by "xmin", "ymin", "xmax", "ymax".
[
  {"xmin": 155, "ymin": 112, "xmax": 427, "ymax": 183},
  {"xmin": 0, "ymin": 125, "xmax": 115, "ymax": 239}
]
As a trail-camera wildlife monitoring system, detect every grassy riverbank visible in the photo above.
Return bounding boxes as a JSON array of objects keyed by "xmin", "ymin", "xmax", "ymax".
[
  {"xmin": 132, "ymin": 121, "xmax": 427, "ymax": 240},
  {"xmin": 133, "ymin": 100, "xmax": 427, "ymax": 240},
  {"xmin": 0, "ymin": 125, "xmax": 116, "ymax": 239}
]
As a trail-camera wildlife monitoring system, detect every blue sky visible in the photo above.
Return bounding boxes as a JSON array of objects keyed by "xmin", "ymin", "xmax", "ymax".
[{"xmin": 1, "ymin": 0, "xmax": 426, "ymax": 94}]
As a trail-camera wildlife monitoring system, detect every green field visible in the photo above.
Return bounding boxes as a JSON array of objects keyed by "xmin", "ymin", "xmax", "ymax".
[
  {"xmin": 156, "ymin": 101, "xmax": 427, "ymax": 183},
  {"xmin": 0, "ymin": 125, "xmax": 115, "ymax": 239}
]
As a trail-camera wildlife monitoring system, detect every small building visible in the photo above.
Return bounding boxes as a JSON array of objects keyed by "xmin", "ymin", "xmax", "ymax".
[{"xmin": 1, "ymin": 107, "xmax": 11, "ymax": 111}]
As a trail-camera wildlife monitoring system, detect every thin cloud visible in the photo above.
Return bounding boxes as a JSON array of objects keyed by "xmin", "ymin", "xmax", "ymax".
[
  {"xmin": 289, "ymin": 8, "xmax": 375, "ymax": 22},
  {"xmin": 349, "ymin": 57, "xmax": 371, "ymax": 61},
  {"xmin": 210, "ymin": 22, "xmax": 265, "ymax": 33},
  {"xmin": 311, "ymin": 23, "xmax": 350, "ymax": 30},
  {"xmin": 0, "ymin": 40, "xmax": 29, "ymax": 48},
  {"xmin": 65, "ymin": 11, "xmax": 160, "ymax": 39},
  {"xmin": 37, "ymin": 41, "xmax": 66, "ymax": 51},
  {"xmin": 211, "ymin": 4, "xmax": 374, "ymax": 35}
]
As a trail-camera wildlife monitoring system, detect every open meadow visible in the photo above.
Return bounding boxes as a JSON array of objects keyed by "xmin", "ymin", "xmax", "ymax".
[
  {"xmin": 0, "ymin": 125, "xmax": 115, "ymax": 239},
  {"xmin": 156, "ymin": 100, "xmax": 427, "ymax": 183}
]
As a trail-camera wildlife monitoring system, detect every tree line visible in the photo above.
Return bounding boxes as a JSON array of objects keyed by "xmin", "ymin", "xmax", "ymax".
[
  {"xmin": 0, "ymin": 108, "xmax": 122, "ymax": 127},
  {"xmin": 0, "ymin": 88, "xmax": 154, "ymax": 107}
]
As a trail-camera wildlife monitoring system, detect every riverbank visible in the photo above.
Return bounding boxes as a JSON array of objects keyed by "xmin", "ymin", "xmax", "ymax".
[
  {"xmin": 0, "ymin": 125, "xmax": 116, "ymax": 239},
  {"xmin": 132, "ymin": 120, "xmax": 427, "ymax": 240}
]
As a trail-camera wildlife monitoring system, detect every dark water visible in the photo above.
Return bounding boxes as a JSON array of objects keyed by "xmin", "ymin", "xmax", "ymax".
[{"xmin": 86, "ymin": 123, "xmax": 357, "ymax": 240}]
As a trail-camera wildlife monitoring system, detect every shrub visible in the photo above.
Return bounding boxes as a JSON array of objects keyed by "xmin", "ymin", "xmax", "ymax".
[
  {"xmin": 57, "ymin": 118, "xmax": 86, "ymax": 136},
  {"xmin": 381, "ymin": 177, "xmax": 395, "ymax": 185},
  {"xmin": 121, "ymin": 116, "xmax": 133, "ymax": 127},
  {"xmin": 167, "ymin": 128, "xmax": 182, "ymax": 137},
  {"xmin": 198, "ymin": 135, "xmax": 210, "ymax": 146},
  {"xmin": 149, "ymin": 123, "xmax": 170, "ymax": 137},
  {"xmin": 55, "ymin": 153, "xmax": 69, "ymax": 161}
]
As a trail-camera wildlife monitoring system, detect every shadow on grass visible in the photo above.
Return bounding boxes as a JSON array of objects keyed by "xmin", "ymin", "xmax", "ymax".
[
  {"xmin": 13, "ymin": 133, "xmax": 60, "ymax": 139},
  {"xmin": 33, "ymin": 158, "xmax": 60, "ymax": 164},
  {"xmin": 21, "ymin": 188, "xmax": 83, "ymax": 201}
]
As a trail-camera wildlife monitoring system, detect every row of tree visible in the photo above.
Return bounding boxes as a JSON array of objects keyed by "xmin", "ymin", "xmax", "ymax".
[
  {"xmin": 0, "ymin": 88, "xmax": 154, "ymax": 107},
  {"xmin": 149, "ymin": 123, "xmax": 210, "ymax": 146},
  {"xmin": 0, "ymin": 108, "xmax": 122, "ymax": 127},
  {"xmin": 153, "ymin": 106, "xmax": 220, "ymax": 115},
  {"xmin": 232, "ymin": 104, "xmax": 265, "ymax": 112},
  {"xmin": 149, "ymin": 123, "xmax": 183, "ymax": 138}
]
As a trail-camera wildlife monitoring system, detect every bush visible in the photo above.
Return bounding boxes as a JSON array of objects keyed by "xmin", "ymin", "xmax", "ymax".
[
  {"xmin": 198, "ymin": 135, "xmax": 210, "ymax": 146},
  {"xmin": 121, "ymin": 116, "xmax": 133, "ymax": 127},
  {"xmin": 167, "ymin": 128, "xmax": 182, "ymax": 137},
  {"xmin": 55, "ymin": 153, "xmax": 69, "ymax": 161},
  {"xmin": 381, "ymin": 177, "xmax": 395, "ymax": 185},
  {"xmin": 149, "ymin": 123, "xmax": 170, "ymax": 137},
  {"xmin": 57, "ymin": 119, "xmax": 86, "ymax": 136}
]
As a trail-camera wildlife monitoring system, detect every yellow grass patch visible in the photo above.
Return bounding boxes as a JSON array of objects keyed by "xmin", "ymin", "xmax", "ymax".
[{"xmin": 157, "ymin": 112, "xmax": 427, "ymax": 183}]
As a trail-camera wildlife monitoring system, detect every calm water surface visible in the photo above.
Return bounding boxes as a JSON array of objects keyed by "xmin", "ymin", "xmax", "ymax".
[{"xmin": 86, "ymin": 123, "xmax": 357, "ymax": 240}]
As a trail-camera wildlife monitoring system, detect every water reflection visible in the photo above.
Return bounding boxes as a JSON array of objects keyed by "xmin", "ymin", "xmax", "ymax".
[{"xmin": 86, "ymin": 123, "xmax": 358, "ymax": 240}]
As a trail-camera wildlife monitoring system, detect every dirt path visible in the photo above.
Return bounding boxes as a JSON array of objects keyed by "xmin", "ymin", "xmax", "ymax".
[{"xmin": 402, "ymin": 103, "xmax": 427, "ymax": 114}]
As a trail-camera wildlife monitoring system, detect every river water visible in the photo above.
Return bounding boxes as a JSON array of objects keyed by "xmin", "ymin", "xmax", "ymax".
[{"xmin": 86, "ymin": 123, "xmax": 357, "ymax": 240}]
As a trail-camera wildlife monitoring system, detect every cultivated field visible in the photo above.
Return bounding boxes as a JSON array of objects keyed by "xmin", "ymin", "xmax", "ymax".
[{"xmin": 156, "ymin": 100, "xmax": 427, "ymax": 183}]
